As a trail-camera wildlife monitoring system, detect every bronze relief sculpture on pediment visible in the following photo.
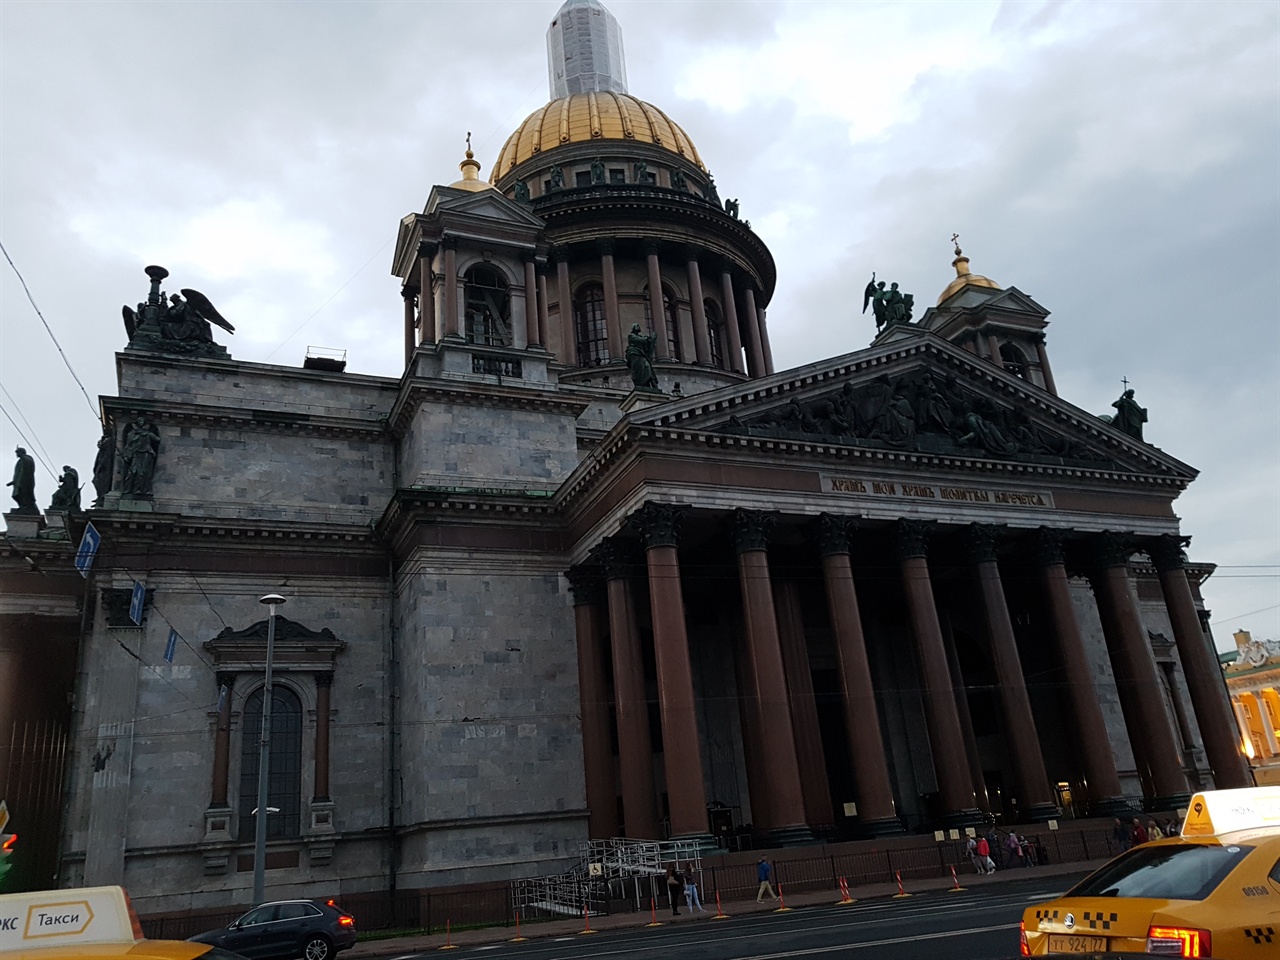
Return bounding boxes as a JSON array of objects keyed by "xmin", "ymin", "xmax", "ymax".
[{"xmin": 719, "ymin": 369, "xmax": 1112, "ymax": 466}]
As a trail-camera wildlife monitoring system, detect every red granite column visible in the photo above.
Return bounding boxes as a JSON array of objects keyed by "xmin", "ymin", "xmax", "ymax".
[
  {"xmin": 556, "ymin": 250, "xmax": 575, "ymax": 366},
  {"xmin": 596, "ymin": 542, "xmax": 659, "ymax": 839},
  {"xmin": 720, "ymin": 272, "xmax": 745, "ymax": 374},
  {"xmin": 756, "ymin": 305, "xmax": 774, "ymax": 374},
  {"xmin": 897, "ymin": 520, "xmax": 981, "ymax": 823},
  {"xmin": 523, "ymin": 257, "xmax": 541, "ymax": 349},
  {"xmin": 210, "ymin": 672, "xmax": 236, "ymax": 807},
  {"xmin": 1036, "ymin": 529, "xmax": 1128, "ymax": 813},
  {"xmin": 733, "ymin": 509, "xmax": 812, "ymax": 842},
  {"xmin": 536, "ymin": 263, "xmax": 551, "ymax": 354},
  {"xmin": 402, "ymin": 289, "xmax": 416, "ymax": 367},
  {"xmin": 631, "ymin": 503, "xmax": 709, "ymax": 838},
  {"xmin": 442, "ymin": 238, "xmax": 460, "ymax": 339},
  {"xmin": 686, "ymin": 250, "xmax": 712, "ymax": 365},
  {"xmin": 568, "ymin": 566, "xmax": 619, "ymax": 839},
  {"xmin": 1150, "ymin": 535, "xmax": 1253, "ymax": 789},
  {"xmin": 600, "ymin": 240, "xmax": 622, "ymax": 361},
  {"xmin": 644, "ymin": 243, "xmax": 670, "ymax": 360},
  {"xmin": 1090, "ymin": 533, "xmax": 1190, "ymax": 806},
  {"xmin": 1033, "ymin": 335, "xmax": 1057, "ymax": 396},
  {"xmin": 418, "ymin": 242, "xmax": 437, "ymax": 345},
  {"xmin": 818, "ymin": 515, "xmax": 902, "ymax": 834},
  {"xmin": 741, "ymin": 287, "xmax": 766, "ymax": 377},
  {"xmin": 940, "ymin": 615, "xmax": 991, "ymax": 813},
  {"xmin": 313, "ymin": 672, "xmax": 332, "ymax": 802},
  {"xmin": 969, "ymin": 525, "xmax": 1058, "ymax": 820},
  {"xmin": 774, "ymin": 579, "xmax": 834, "ymax": 830}
]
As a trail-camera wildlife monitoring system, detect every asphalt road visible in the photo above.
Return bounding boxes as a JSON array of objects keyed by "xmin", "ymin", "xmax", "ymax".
[{"xmin": 380, "ymin": 873, "xmax": 1086, "ymax": 960}]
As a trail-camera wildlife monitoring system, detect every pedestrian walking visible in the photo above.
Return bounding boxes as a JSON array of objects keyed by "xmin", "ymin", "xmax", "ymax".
[
  {"xmin": 1131, "ymin": 818, "xmax": 1148, "ymax": 846},
  {"xmin": 975, "ymin": 835, "xmax": 996, "ymax": 874},
  {"xmin": 666, "ymin": 862, "xmax": 682, "ymax": 916},
  {"xmin": 1147, "ymin": 819, "xmax": 1164, "ymax": 841},
  {"xmin": 756, "ymin": 857, "xmax": 778, "ymax": 902},
  {"xmin": 987, "ymin": 827, "xmax": 1004, "ymax": 868},
  {"xmin": 683, "ymin": 861, "xmax": 707, "ymax": 914},
  {"xmin": 1006, "ymin": 830, "xmax": 1024, "ymax": 866},
  {"xmin": 1111, "ymin": 817, "xmax": 1130, "ymax": 853},
  {"xmin": 966, "ymin": 836, "xmax": 981, "ymax": 874}
]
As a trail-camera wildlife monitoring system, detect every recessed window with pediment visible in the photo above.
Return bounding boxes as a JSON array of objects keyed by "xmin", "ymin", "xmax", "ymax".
[
  {"xmin": 575, "ymin": 283, "xmax": 609, "ymax": 365},
  {"xmin": 464, "ymin": 266, "xmax": 512, "ymax": 347}
]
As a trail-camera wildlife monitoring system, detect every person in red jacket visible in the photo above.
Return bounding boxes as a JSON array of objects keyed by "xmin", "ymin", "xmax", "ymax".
[{"xmin": 1130, "ymin": 817, "xmax": 1149, "ymax": 846}]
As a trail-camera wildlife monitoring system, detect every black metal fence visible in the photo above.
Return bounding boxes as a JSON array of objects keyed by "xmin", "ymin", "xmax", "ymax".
[{"xmin": 139, "ymin": 824, "xmax": 1125, "ymax": 939}]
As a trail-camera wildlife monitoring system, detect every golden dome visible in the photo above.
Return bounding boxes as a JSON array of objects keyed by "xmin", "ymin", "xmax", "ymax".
[
  {"xmin": 449, "ymin": 139, "xmax": 497, "ymax": 193},
  {"xmin": 490, "ymin": 92, "xmax": 706, "ymax": 182},
  {"xmin": 938, "ymin": 242, "xmax": 1001, "ymax": 305}
]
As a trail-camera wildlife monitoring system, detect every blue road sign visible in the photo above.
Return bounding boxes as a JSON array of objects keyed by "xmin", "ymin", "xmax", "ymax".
[
  {"xmin": 164, "ymin": 628, "xmax": 178, "ymax": 664},
  {"xmin": 74, "ymin": 522, "xmax": 101, "ymax": 578},
  {"xmin": 129, "ymin": 581, "xmax": 145, "ymax": 626}
]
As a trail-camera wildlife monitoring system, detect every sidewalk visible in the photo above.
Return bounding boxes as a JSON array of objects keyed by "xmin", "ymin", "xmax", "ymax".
[{"xmin": 345, "ymin": 858, "xmax": 1105, "ymax": 957}]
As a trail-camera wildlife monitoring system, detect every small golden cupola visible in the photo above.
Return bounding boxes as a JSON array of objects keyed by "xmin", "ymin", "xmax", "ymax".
[
  {"xmin": 448, "ymin": 133, "xmax": 495, "ymax": 193},
  {"xmin": 937, "ymin": 238, "xmax": 1002, "ymax": 305}
]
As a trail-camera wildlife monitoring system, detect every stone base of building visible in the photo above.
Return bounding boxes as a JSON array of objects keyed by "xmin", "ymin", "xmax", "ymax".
[
  {"xmin": 1144, "ymin": 793, "xmax": 1192, "ymax": 814},
  {"xmin": 940, "ymin": 808, "xmax": 990, "ymax": 829},
  {"xmin": 857, "ymin": 816, "xmax": 906, "ymax": 837},
  {"xmin": 1021, "ymin": 802, "xmax": 1064, "ymax": 824},
  {"xmin": 1087, "ymin": 796, "xmax": 1140, "ymax": 818},
  {"xmin": 758, "ymin": 824, "xmax": 819, "ymax": 847}
]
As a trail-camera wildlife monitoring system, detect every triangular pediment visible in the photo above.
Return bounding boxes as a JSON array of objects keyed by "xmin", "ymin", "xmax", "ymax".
[
  {"xmin": 426, "ymin": 187, "xmax": 546, "ymax": 228},
  {"xmin": 623, "ymin": 332, "xmax": 1195, "ymax": 481}
]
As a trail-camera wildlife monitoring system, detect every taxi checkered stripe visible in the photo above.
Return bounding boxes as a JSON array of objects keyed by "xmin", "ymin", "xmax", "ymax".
[
  {"xmin": 1244, "ymin": 927, "xmax": 1275, "ymax": 944},
  {"xmin": 1082, "ymin": 911, "xmax": 1118, "ymax": 930},
  {"xmin": 1033, "ymin": 909, "xmax": 1060, "ymax": 922}
]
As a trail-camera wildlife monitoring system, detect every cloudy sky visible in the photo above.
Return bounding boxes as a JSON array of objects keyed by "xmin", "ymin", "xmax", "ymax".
[{"xmin": 1, "ymin": 0, "xmax": 1276, "ymax": 649}]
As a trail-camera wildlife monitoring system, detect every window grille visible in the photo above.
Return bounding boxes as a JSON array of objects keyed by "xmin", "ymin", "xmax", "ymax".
[
  {"xmin": 238, "ymin": 685, "xmax": 303, "ymax": 840},
  {"xmin": 575, "ymin": 284, "xmax": 609, "ymax": 366},
  {"xmin": 464, "ymin": 267, "xmax": 512, "ymax": 347}
]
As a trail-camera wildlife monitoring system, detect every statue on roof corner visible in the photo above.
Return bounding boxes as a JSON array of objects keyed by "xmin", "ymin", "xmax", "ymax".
[
  {"xmin": 625, "ymin": 323, "xmax": 659, "ymax": 391},
  {"xmin": 1110, "ymin": 388, "xmax": 1148, "ymax": 441},
  {"xmin": 121, "ymin": 265, "xmax": 234, "ymax": 359},
  {"xmin": 862, "ymin": 274, "xmax": 913, "ymax": 331},
  {"xmin": 7, "ymin": 446, "xmax": 37, "ymax": 515}
]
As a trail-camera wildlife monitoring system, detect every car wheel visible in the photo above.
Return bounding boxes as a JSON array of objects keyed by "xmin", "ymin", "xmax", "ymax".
[{"xmin": 302, "ymin": 934, "xmax": 333, "ymax": 960}]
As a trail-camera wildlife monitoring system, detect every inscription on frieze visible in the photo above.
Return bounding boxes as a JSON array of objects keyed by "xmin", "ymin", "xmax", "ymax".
[{"xmin": 823, "ymin": 475, "xmax": 1053, "ymax": 508}]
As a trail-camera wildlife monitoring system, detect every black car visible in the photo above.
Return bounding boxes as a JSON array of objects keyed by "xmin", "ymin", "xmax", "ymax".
[{"xmin": 189, "ymin": 899, "xmax": 357, "ymax": 960}]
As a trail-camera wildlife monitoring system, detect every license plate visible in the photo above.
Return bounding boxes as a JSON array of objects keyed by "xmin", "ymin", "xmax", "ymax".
[{"xmin": 1048, "ymin": 934, "xmax": 1107, "ymax": 953}]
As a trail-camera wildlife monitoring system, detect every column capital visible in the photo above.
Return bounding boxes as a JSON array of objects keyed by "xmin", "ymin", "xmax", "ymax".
[
  {"xmin": 967, "ymin": 523, "xmax": 1006, "ymax": 565},
  {"xmin": 683, "ymin": 243, "xmax": 702, "ymax": 263},
  {"xmin": 589, "ymin": 537, "xmax": 641, "ymax": 581},
  {"xmin": 1149, "ymin": 534, "xmax": 1190, "ymax": 573},
  {"xmin": 314, "ymin": 671, "xmax": 334, "ymax": 689},
  {"xmin": 440, "ymin": 236, "xmax": 460, "ymax": 251},
  {"xmin": 625, "ymin": 502, "xmax": 690, "ymax": 550},
  {"xmin": 215, "ymin": 671, "xmax": 237, "ymax": 691},
  {"xmin": 1091, "ymin": 530, "xmax": 1138, "ymax": 569},
  {"xmin": 596, "ymin": 238, "xmax": 615, "ymax": 257},
  {"xmin": 896, "ymin": 519, "xmax": 935, "ymax": 561},
  {"xmin": 417, "ymin": 239, "xmax": 439, "ymax": 258},
  {"xmin": 817, "ymin": 513, "xmax": 860, "ymax": 556},
  {"xmin": 401, "ymin": 287, "xmax": 416, "ymax": 302},
  {"xmin": 733, "ymin": 508, "xmax": 777, "ymax": 554},
  {"xmin": 1035, "ymin": 527, "xmax": 1068, "ymax": 567},
  {"xmin": 551, "ymin": 245, "xmax": 571, "ymax": 264},
  {"xmin": 565, "ymin": 565, "xmax": 605, "ymax": 606},
  {"xmin": 643, "ymin": 239, "xmax": 661, "ymax": 257}
]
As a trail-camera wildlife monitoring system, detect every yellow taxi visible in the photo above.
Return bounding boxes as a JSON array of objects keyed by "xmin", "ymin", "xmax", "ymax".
[
  {"xmin": 0, "ymin": 886, "xmax": 245, "ymax": 959},
  {"xmin": 1021, "ymin": 786, "xmax": 1280, "ymax": 957}
]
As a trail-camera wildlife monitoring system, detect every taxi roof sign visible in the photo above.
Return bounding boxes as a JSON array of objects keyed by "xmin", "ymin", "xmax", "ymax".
[
  {"xmin": 1180, "ymin": 785, "xmax": 1280, "ymax": 838},
  {"xmin": 0, "ymin": 886, "xmax": 141, "ymax": 950}
]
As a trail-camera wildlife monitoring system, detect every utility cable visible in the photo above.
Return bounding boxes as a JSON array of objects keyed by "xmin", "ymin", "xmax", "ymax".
[
  {"xmin": 0, "ymin": 380, "xmax": 59, "ymax": 478},
  {"xmin": 0, "ymin": 397, "xmax": 58, "ymax": 481},
  {"xmin": 0, "ymin": 239, "xmax": 100, "ymax": 418}
]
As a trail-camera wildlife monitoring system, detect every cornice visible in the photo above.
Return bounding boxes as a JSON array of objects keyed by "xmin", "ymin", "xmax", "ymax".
[
  {"xmin": 86, "ymin": 511, "xmax": 382, "ymax": 550},
  {"xmin": 101, "ymin": 397, "xmax": 388, "ymax": 441},
  {"xmin": 386, "ymin": 375, "xmax": 592, "ymax": 437}
]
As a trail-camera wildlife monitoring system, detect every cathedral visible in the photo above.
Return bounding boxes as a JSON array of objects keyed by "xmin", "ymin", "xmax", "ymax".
[{"xmin": 0, "ymin": 0, "xmax": 1249, "ymax": 912}]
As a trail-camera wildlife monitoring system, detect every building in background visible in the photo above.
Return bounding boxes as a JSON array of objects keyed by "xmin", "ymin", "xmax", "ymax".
[
  {"xmin": 0, "ymin": 0, "xmax": 1249, "ymax": 912},
  {"xmin": 1222, "ymin": 630, "xmax": 1280, "ymax": 785}
]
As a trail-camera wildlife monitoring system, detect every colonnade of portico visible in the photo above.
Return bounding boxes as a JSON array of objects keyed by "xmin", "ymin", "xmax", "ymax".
[{"xmin": 567, "ymin": 506, "xmax": 1250, "ymax": 842}]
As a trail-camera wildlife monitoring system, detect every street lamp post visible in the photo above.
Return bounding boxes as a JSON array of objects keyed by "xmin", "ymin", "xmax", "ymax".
[{"xmin": 252, "ymin": 593, "xmax": 286, "ymax": 905}]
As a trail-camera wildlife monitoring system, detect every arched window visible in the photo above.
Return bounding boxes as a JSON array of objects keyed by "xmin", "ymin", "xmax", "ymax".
[
  {"xmin": 704, "ymin": 298, "xmax": 725, "ymax": 369},
  {"xmin": 463, "ymin": 266, "xmax": 512, "ymax": 347},
  {"xmin": 574, "ymin": 283, "xmax": 609, "ymax": 366},
  {"xmin": 643, "ymin": 286, "xmax": 682, "ymax": 359},
  {"xmin": 238, "ymin": 685, "xmax": 302, "ymax": 840},
  {"xmin": 999, "ymin": 343, "xmax": 1030, "ymax": 380}
]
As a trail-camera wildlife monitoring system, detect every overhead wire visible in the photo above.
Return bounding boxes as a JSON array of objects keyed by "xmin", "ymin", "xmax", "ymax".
[
  {"xmin": 0, "ymin": 397, "xmax": 58, "ymax": 481},
  {"xmin": 0, "ymin": 239, "xmax": 100, "ymax": 419},
  {"xmin": 0, "ymin": 381, "xmax": 59, "ymax": 476}
]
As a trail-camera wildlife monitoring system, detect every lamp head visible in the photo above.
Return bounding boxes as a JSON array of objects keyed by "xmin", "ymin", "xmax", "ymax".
[{"xmin": 259, "ymin": 593, "xmax": 287, "ymax": 607}]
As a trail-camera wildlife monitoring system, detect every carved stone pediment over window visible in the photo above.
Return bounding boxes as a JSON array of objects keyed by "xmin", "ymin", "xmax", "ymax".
[{"xmin": 204, "ymin": 616, "xmax": 345, "ymax": 672}]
